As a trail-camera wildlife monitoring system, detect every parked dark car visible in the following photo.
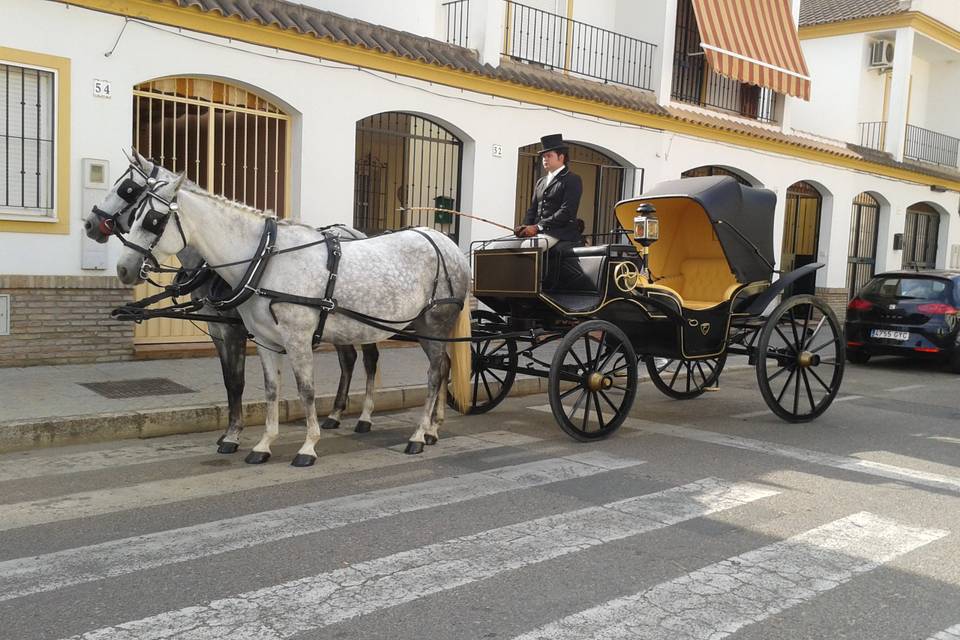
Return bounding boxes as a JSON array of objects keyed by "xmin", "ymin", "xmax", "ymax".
[{"xmin": 845, "ymin": 270, "xmax": 960, "ymax": 371}]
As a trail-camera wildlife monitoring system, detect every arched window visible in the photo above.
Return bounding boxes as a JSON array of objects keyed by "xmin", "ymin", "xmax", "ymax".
[
  {"xmin": 903, "ymin": 203, "xmax": 940, "ymax": 270},
  {"xmin": 847, "ymin": 192, "xmax": 880, "ymax": 297},
  {"xmin": 681, "ymin": 165, "xmax": 752, "ymax": 186},
  {"xmin": 353, "ymin": 112, "xmax": 463, "ymax": 240},
  {"xmin": 515, "ymin": 142, "xmax": 636, "ymax": 237},
  {"xmin": 134, "ymin": 78, "xmax": 290, "ymax": 215},
  {"xmin": 782, "ymin": 181, "xmax": 822, "ymax": 296}
]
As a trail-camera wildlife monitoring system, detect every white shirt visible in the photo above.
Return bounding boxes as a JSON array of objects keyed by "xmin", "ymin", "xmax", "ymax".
[{"xmin": 544, "ymin": 167, "xmax": 563, "ymax": 187}]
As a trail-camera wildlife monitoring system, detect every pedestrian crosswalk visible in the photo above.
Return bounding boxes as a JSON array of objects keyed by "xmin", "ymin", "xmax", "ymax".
[{"xmin": 0, "ymin": 409, "xmax": 956, "ymax": 640}]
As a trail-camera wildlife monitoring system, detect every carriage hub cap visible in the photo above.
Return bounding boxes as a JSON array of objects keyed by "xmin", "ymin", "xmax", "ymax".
[
  {"xmin": 587, "ymin": 372, "xmax": 613, "ymax": 391},
  {"xmin": 797, "ymin": 351, "xmax": 820, "ymax": 367}
]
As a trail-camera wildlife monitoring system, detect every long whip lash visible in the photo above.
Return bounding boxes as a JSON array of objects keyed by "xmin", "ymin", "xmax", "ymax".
[{"xmin": 397, "ymin": 207, "xmax": 515, "ymax": 233}]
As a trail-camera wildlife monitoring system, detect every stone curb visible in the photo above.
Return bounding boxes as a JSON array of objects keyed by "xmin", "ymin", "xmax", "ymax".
[{"xmin": 0, "ymin": 377, "xmax": 549, "ymax": 454}]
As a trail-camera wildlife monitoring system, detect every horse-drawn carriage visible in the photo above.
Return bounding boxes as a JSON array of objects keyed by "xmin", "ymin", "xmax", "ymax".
[{"xmin": 453, "ymin": 175, "xmax": 845, "ymax": 440}]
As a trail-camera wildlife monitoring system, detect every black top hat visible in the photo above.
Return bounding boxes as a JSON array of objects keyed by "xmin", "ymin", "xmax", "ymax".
[{"xmin": 538, "ymin": 133, "xmax": 568, "ymax": 155}]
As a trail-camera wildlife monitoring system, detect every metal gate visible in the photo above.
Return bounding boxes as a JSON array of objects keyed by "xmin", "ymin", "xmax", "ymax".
[
  {"xmin": 846, "ymin": 192, "xmax": 879, "ymax": 298},
  {"xmin": 781, "ymin": 181, "xmax": 822, "ymax": 297},
  {"xmin": 515, "ymin": 143, "xmax": 636, "ymax": 238},
  {"xmin": 903, "ymin": 203, "xmax": 940, "ymax": 270},
  {"xmin": 353, "ymin": 112, "xmax": 462, "ymax": 241},
  {"xmin": 131, "ymin": 77, "xmax": 290, "ymax": 344}
]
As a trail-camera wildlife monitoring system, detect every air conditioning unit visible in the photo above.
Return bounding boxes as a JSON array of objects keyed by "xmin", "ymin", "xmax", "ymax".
[{"xmin": 869, "ymin": 39, "xmax": 895, "ymax": 68}]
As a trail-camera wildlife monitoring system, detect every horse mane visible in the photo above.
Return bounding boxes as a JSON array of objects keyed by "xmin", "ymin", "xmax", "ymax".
[{"xmin": 179, "ymin": 180, "xmax": 318, "ymax": 232}]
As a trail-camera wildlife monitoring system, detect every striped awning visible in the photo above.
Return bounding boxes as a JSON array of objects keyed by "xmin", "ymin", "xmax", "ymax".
[{"xmin": 691, "ymin": 0, "xmax": 812, "ymax": 101}]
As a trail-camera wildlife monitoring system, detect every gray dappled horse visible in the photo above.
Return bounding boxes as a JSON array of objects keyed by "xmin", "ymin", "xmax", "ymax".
[
  {"xmin": 112, "ymin": 163, "xmax": 471, "ymax": 466},
  {"xmin": 84, "ymin": 153, "xmax": 381, "ymax": 455}
]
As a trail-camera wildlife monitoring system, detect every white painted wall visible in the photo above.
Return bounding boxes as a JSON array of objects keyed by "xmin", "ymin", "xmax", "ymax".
[
  {"xmin": 0, "ymin": 0, "xmax": 957, "ymax": 286},
  {"xmin": 925, "ymin": 59, "xmax": 960, "ymax": 137},
  {"xmin": 793, "ymin": 34, "xmax": 866, "ymax": 142},
  {"xmin": 911, "ymin": 0, "xmax": 960, "ymax": 34}
]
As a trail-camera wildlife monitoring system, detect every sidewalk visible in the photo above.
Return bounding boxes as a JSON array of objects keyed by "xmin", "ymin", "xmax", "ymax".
[{"xmin": 0, "ymin": 343, "xmax": 547, "ymax": 453}]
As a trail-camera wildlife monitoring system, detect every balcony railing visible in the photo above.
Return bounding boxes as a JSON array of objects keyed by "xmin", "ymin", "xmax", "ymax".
[
  {"xmin": 443, "ymin": 0, "xmax": 470, "ymax": 48},
  {"xmin": 858, "ymin": 121, "xmax": 887, "ymax": 151},
  {"xmin": 904, "ymin": 124, "xmax": 960, "ymax": 168},
  {"xmin": 503, "ymin": 0, "xmax": 657, "ymax": 91}
]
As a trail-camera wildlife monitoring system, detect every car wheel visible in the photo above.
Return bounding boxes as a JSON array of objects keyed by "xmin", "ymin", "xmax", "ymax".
[{"xmin": 846, "ymin": 349, "xmax": 871, "ymax": 365}]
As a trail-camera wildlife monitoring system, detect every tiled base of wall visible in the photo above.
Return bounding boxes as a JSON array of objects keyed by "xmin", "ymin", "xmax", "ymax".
[
  {"xmin": 0, "ymin": 275, "xmax": 134, "ymax": 367},
  {"xmin": 815, "ymin": 287, "xmax": 849, "ymax": 324}
]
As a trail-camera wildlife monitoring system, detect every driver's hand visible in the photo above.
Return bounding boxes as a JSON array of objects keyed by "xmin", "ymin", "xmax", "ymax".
[{"xmin": 521, "ymin": 225, "xmax": 539, "ymax": 238}]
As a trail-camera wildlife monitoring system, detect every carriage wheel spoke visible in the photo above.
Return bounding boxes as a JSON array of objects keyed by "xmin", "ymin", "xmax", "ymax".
[
  {"xmin": 792, "ymin": 363, "xmax": 801, "ymax": 415},
  {"xmin": 610, "ymin": 384, "xmax": 630, "ymax": 392},
  {"xmin": 685, "ymin": 361, "xmax": 693, "ymax": 393},
  {"xmin": 668, "ymin": 362, "xmax": 682, "ymax": 389},
  {"xmin": 810, "ymin": 338, "xmax": 841, "ymax": 355},
  {"xmin": 486, "ymin": 340, "xmax": 509, "ymax": 358},
  {"xmin": 583, "ymin": 335, "xmax": 594, "ymax": 364},
  {"xmin": 775, "ymin": 326, "xmax": 797, "ymax": 353},
  {"xmin": 802, "ymin": 316, "xmax": 826, "ymax": 351},
  {"xmin": 480, "ymin": 371, "xmax": 495, "ymax": 403},
  {"xmin": 568, "ymin": 349, "xmax": 587, "ymax": 372},
  {"xmin": 592, "ymin": 392, "xmax": 605, "ymax": 429},
  {"xmin": 800, "ymin": 368, "xmax": 816, "ymax": 413},
  {"xmin": 570, "ymin": 388, "xmax": 588, "ymax": 417},
  {"xmin": 559, "ymin": 384, "xmax": 585, "ymax": 401},
  {"xmin": 599, "ymin": 389, "xmax": 620, "ymax": 414},
  {"xmin": 657, "ymin": 359, "xmax": 674, "ymax": 375},
  {"xmin": 807, "ymin": 366, "xmax": 833, "ymax": 393},
  {"xmin": 776, "ymin": 367, "xmax": 797, "ymax": 404},
  {"xmin": 788, "ymin": 308, "xmax": 802, "ymax": 349},
  {"xmin": 486, "ymin": 368, "xmax": 506, "ymax": 387},
  {"xmin": 767, "ymin": 364, "xmax": 790, "ymax": 383},
  {"xmin": 695, "ymin": 361, "xmax": 708, "ymax": 387}
]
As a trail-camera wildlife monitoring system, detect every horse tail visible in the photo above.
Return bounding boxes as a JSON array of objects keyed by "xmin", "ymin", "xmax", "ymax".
[{"xmin": 448, "ymin": 300, "xmax": 472, "ymax": 414}]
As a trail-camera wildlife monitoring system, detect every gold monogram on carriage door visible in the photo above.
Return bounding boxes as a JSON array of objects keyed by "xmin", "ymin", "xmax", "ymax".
[{"xmin": 130, "ymin": 78, "xmax": 291, "ymax": 347}]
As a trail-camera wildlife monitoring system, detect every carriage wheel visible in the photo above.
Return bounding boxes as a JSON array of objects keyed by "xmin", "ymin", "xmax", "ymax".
[
  {"xmin": 645, "ymin": 353, "xmax": 727, "ymax": 400},
  {"xmin": 548, "ymin": 320, "xmax": 638, "ymax": 441},
  {"xmin": 448, "ymin": 310, "xmax": 518, "ymax": 415},
  {"xmin": 756, "ymin": 295, "xmax": 845, "ymax": 422}
]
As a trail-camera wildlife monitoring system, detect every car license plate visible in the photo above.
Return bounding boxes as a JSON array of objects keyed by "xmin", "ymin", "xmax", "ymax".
[{"xmin": 870, "ymin": 329, "xmax": 909, "ymax": 341}]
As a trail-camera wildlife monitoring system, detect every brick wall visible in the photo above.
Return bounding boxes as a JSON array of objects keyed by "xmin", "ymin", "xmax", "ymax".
[
  {"xmin": 0, "ymin": 275, "xmax": 135, "ymax": 367},
  {"xmin": 816, "ymin": 287, "xmax": 849, "ymax": 324}
]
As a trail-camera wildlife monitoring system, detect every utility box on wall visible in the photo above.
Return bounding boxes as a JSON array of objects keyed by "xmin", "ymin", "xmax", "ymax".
[
  {"xmin": 0, "ymin": 294, "xmax": 9, "ymax": 336},
  {"xmin": 80, "ymin": 158, "xmax": 110, "ymax": 270}
]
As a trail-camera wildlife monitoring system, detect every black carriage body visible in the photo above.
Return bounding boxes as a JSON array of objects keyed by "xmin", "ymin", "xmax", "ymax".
[{"xmin": 462, "ymin": 176, "xmax": 844, "ymax": 431}]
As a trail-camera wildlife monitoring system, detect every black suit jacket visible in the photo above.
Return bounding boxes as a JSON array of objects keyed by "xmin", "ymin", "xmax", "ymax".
[{"xmin": 522, "ymin": 166, "xmax": 583, "ymax": 243}]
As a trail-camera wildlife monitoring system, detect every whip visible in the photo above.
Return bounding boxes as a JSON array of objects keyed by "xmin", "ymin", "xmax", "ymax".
[{"xmin": 396, "ymin": 207, "xmax": 516, "ymax": 234}]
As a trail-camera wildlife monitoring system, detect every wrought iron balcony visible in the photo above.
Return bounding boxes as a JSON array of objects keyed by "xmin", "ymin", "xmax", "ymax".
[
  {"xmin": 904, "ymin": 124, "xmax": 960, "ymax": 168},
  {"xmin": 502, "ymin": 0, "xmax": 657, "ymax": 91},
  {"xmin": 442, "ymin": 0, "xmax": 470, "ymax": 48},
  {"xmin": 858, "ymin": 121, "xmax": 887, "ymax": 151}
]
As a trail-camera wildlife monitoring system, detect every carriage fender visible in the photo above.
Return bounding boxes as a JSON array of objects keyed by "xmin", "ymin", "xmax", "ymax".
[{"xmin": 739, "ymin": 263, "xmax": 825, "ymax": 316}]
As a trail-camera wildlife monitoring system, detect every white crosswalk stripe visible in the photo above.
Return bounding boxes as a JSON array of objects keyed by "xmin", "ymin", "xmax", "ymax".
[
  {"xmin": 512, "ymin": 512, "xmax": 946, "ymax": 640},
  {"xmin": 929, "ymin": 625, "xmax": 960, "ymax": 640},
  {"xmin": 60, "ymin": 478, "xmax": 777, "ymax": 640},
  {"xmin": 0, "ymin": 452, "xmax": 642, "ymax": 602},
  {"xmin": 529, "ymin": 406, "xmax": 960, "ymax": 495},
  {"xmin": 0, "ymin": 431, "xmax": 538, "ymax": 531}
]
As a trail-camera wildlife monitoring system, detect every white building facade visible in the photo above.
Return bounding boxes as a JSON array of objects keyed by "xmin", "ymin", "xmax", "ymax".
[{"xmin": 1, "ymin": 0, "xmax": 959, "ymax": 365}]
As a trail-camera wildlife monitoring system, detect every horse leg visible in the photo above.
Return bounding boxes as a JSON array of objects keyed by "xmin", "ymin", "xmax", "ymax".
[
  {"xmin": 214, "ymin": 322, "xmax": 247, "ymax": 454},
  {"xmin": 404, "ymin": 338, "xmax": 447, "ymax": 455},
  {"xmin": 288, "ymin": 339, "xmax": 324, "ymax": 467},
  {"xmin": 322, "ymin": 345, "xmax": 356, "ymax": 430},
  {"xmin": 354, "ymin": 343, "xmax": 379, "ymax": 433},
  {"xmin": 425, "ymin": 351, "xmax": 449, "ymax": 446},
  {"xmin": 245, "ymin": 347, "xmax": 282, "ymax": 464}
]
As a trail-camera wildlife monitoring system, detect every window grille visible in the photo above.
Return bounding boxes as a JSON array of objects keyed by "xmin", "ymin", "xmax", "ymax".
[{"xmin": 0, "ymin": 62, "xmax": 55, "ymax": 214}]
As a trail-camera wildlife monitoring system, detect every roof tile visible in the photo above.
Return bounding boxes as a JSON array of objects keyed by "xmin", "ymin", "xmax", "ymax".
[{"xmin": 799, "ymin": 0, "xmax": 908, "ymax": 27}]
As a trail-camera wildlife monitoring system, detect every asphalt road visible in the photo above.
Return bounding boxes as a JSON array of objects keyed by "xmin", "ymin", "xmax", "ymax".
[{"xmin": 2, "ymin": 356, "xmax": 960, "ymax": 640}]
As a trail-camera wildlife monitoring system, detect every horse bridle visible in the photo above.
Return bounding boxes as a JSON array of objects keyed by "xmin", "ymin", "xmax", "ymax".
[
  {"xmin": 115, "ymin": 184, "xmax": 189, "ymax": 279},
  {"xmin": 90, "ymin": 162, "xmax": 159, "ymax": 236}
]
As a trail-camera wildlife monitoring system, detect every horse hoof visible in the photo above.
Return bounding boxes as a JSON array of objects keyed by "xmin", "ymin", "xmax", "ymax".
[
  {"xmin": 216, "ymin": 434, "xmax": 225, "ymax": 446},
  {"xmin": 291, "ymin": 454, "xmax": 317, "ymax": 467},
  {"xmin": 424, "ymin": 434, "xmax": 438, "ymax": 446},
  {"xmin": 321, "ymin": 418, "xmax": 341, "ymax": 430},
  {"xmin": 245, "ymin": 451, "xmax": 271, "ymax": 464},
  {"xmin": 354, "ymin": 421, "xmax": 372, "ymax": 434},
  {"xmin": 217, "ymin": 441, "xmax": 239, "ymax": 454},
  {"xmin": 404, "ymin": 441, "xmax": 425, "ymax": 455}
]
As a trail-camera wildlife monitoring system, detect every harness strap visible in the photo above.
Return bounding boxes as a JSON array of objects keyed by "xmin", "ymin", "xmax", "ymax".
[
  {"xmin": 409, "ymin": 228, "xmax": 455, "ymax": 303},
  {"xmin": 204, "ymin": 217, "xmax": 278, "ymax": 311}
]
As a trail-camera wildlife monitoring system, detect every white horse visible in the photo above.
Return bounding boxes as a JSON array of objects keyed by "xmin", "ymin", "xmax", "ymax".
[
  {"xmin": 83, "ymin": 152, "xmax": 382, "ymax": 454},
  {"xmin": 114, "ymin": 168, "xmax": 471, "ymax": 466}
]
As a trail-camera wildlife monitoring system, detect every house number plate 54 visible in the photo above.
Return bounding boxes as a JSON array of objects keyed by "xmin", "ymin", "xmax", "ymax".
[{"xmin": 93, "ymin": 79, "xmax": 112, "ymax": 98}]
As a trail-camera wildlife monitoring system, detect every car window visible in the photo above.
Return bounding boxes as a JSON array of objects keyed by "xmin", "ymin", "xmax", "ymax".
[{"xmin": 861, "ymin": 277, "xmax": 949, "ymax": 301}]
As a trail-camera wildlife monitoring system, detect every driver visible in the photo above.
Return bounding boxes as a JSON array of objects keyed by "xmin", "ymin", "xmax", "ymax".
[{"xmin": 515, "ymin": 133, "xmax": 583, "ymax": 250}]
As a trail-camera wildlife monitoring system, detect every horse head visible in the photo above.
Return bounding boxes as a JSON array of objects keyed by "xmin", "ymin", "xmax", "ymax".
[
  {"xmin": 114, "ymin": 160, "xmax": 187, "ymax": 285},
  {"xmin": 83, "ymin": 149, "xmax": 167, "ymax": 243}
]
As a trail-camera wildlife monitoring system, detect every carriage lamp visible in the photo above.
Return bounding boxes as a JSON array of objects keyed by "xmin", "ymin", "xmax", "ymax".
[{"xmin": 633, "ymin": 204, "xmax": 659, "ymax": 250}]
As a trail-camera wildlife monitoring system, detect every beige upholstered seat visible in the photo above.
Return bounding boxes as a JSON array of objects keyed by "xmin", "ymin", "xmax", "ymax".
[{"xmin": 648, "ymin": 258, "xmax": 738, "ymax": 310}]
